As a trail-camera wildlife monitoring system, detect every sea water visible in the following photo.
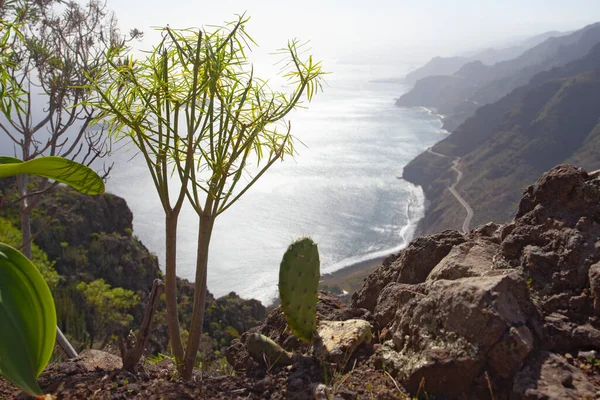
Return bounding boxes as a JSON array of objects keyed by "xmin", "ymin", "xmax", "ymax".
[{"xmin": 105, "ymin": 63, "xmax": 447, "ymax": 304}]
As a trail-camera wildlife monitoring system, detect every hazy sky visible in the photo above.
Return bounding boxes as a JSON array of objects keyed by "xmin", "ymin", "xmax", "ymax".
[{"xmin": 107, "ymin": 1, "xmax": 600, "ymax": 65}]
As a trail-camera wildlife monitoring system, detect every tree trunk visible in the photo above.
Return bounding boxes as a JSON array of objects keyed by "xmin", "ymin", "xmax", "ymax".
[
  {"xmin": 165, "ymin": 213, "xmax": 184, "ymax": 365},
  {"xmin": 181, "ymin": 213, "xmax": 214, "ymax": 380}
]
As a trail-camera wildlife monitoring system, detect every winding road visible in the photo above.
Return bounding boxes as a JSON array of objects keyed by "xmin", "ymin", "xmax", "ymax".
[{"xmin": 426, "ymin": 148, "xmax": 474, "ymax": 233}]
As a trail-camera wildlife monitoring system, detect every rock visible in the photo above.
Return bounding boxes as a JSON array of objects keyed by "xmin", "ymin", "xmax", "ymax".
[
  {"xmin": 427, "ymin": 239, "xmax": 499, "ymax": 281},
  {"xmin": 516, "ymin": 165, "xmax": 600, "ymax": 224},
  {"xmin": 372, "ymin": 283, "xmax": 425, "ymax": 330},
  {"xmin": 577, "ymin": 350, "xmax": 597, "ymax": 360},
  {"xmin": 588, "ymin": 262, "xmax": 600, "ymax": 315},
  {"xmin": 513, "ymin": 352, "xmax": 595, "ymax": 399},
  {"xmin": 572, "ymin": 324, "xmax": 600, "ymax": 349},
  {"xmin": 488, "ymin": 326, "xmax": 534, "ymax": 378},
  {"xmin": 311, "ymin": 383, "xmax": 329, "ymax": 400},
  {"xmin": 373, "ymin": 340, "xmax": 479, "ymax": 397},
  {"xmin": 314, "ymin": 319, "xmax": 372, "ymax": 367},
  {"xmin": 234, "ymin": 165, "xmax": 600, "ymax": 398},
  {"xmin": 468, "ymin": 222, "xmax": 502, "ymax": 242},
  {"xmin": 225, "ymin": 339, "xmax": 256, "ymax": 372},
  {"xmin": 393, "ymin": 230, "xmax": 466, "ymax": 284},
  {"xmin": 379, "ymin": 274, "xmax": 539, "ymax": 395},
  {"xmin": 77, "ymin": 349, "xmax": 122, "ymax": 371},
  {"xmin": 352, "ymin": 230, "xmax": 465, "ymax": 310}
]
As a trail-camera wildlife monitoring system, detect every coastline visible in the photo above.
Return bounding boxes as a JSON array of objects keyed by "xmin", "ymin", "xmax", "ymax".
[
  {"xmin": 318, "ymin": 104, "xmax": 449, "ymax": 297},
  {"xmin": 319, "ymin": 255, "xmax": 387, "ymax": 296}
]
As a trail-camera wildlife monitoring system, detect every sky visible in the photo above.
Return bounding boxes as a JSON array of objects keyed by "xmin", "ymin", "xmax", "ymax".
[{"xmin": 106, "ymin": 0, "xmax": 600, "ymax": 65}]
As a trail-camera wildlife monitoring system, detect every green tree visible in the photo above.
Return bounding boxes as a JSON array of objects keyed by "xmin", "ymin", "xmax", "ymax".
[
  {"xmin": 77, "ymin": 279, "xmax": 139, "ymax": 349},
  {"xmin": 90, "ymin": 16, "xmax": 325, "ymax": 378},
  {"xmin": 0, "ymin": 0, "xmax": 141, "ymax": 259},
  {"xmin": 0, "ymin": 216, "xmax": 59, "ymax": 288}
]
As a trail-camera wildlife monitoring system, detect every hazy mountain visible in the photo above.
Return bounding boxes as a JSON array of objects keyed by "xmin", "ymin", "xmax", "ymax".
[
  {"xmin": 463, "ymin": 30, "xmax": 569, "ymax": 65},
  {"xmin": 402, "ymin": 42, "xmax": 600, "ymax": 234},
  {"xmin": 397, "ymin": 22, "xmax": 600, "ymax": 131},
  {"xmin": 404, "ymin": 56, "xmax": 470, "ymax": 85},
  {"xmin": 403, "ymin": 30, "xmax": 569, "ymax": 85}
]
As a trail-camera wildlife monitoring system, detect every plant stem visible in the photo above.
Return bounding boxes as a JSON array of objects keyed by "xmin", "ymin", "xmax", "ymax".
[
  {"xmin": 123, "ymin": 278, "xmax": 164, "ymax": 371},
  {"xmin": 165, "ymin": 213, "xmax": 184, "ymax": 365},
  {"xmin": 56, "ymin": 326, "xmax": 78, "ymax": 359},
  {"xmin": 181, "ymin": 212, "xmax": 214, "ymax": 380}
]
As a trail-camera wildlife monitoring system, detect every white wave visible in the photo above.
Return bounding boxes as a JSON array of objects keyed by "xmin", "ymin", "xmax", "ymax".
[{"xmin": 323, "ymin": 183, "xmax": 426, "ymax": 275}]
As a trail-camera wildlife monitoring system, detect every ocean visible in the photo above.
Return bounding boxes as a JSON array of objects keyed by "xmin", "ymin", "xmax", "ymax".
[{"xmin": 105, "ymin": 63, "xmax": 448, "ymax": 305}]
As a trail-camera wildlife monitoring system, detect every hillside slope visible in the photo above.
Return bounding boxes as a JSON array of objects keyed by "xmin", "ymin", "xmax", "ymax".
[{"xmin": 403, "ymin": 43, "xmax": 600, "ymax": 234}]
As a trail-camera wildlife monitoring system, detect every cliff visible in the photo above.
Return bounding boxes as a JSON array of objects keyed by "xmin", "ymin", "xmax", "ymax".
[
  {"xmin": 0, "ymin": 179, "xmax": 266, "ymax": 357},
  {"xmin": 350, "ymin": 165, "xmax": 600, "ymax": 398},
  {"xmin": 403, "ymin": 42, "xmax": 600, "ymax": 235}
]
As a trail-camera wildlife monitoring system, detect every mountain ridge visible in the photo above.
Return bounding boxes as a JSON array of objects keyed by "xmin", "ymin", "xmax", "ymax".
[
  {"xmin": 403, "ymin": 30, "xmax": 570, "ymax": 85},
  {"xmin": 397, "ymin": 22, "xmax": 600, "ymax": 131},
  {"xmin": 402, "ymin": 41, "xmax": 600, "ymax": 235}
]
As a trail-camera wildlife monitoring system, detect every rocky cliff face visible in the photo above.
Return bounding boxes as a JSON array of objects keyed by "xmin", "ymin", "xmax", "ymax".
[
  {"xmin": 227, "ymin": 165, "xmax": 600, "ymax": 399},
  {"xmin": 403, "ymin": 43, "xmax": 600, "ymax": 235},
  {"xmin": 0, "ymin": 179, "xmax": 266, "ymax": 356},
  {"xmin": 353, "ymin": 165, "xmax": 600, "ymax": 398}
]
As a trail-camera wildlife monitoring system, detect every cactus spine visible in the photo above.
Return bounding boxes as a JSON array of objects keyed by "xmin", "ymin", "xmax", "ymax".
[{"xmin": 279, "ymin": 237, "xmax": 320, "ymax": 342}]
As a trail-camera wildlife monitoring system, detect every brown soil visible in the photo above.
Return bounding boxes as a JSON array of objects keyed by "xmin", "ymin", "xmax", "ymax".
[{"xmin": 0, "ymin": 356, "xmax": 408, "ymax": 399}]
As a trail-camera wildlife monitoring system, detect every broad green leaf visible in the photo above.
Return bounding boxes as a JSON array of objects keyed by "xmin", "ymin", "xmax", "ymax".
[
  {"xmin": 0, "ymin": 156, "xmax": 22, "ymax": 165},
  {"xmin": 0, "ymin": 243, "xmax": 57, "ymax": 395},
  {"xmin": 0, "ymin": 156, "xmax": 105, "ymax": 195}
]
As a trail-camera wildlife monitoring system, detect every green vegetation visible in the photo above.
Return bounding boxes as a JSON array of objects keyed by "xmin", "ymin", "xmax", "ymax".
[
  {"xmin": 0, "ymin": 12, "xmax": 109, "ymax": 385},
  {"xmin": 0, "ymin": 217, "xmax": 59, "ymax": 289},
  {"xmin": 245, "ymin": 332, "xmax": 294, "ymax": 367},
  {"xmin": 0, "ymin": 1, "xmax": 320, "ymax": 388},
  {"xmin": 0, "ymin": 156, "xmax": 104, "ymax": 195},
  {"xmin": 89, "ymin": 15, "xmax": 325, "ymax": 379},
  {"xmin": 77, "ymin": 279, "xmax": 139, "ymax": 349},
  {"xmin": 0, "ymin": 0, "xmax": 131, "ymax": 261},
  {"xmin": 0, "ymin": 242, "xmax": 56, "ymax": 396},
  {"xmin": 279, "ymin": 237, "xmax": 320, "ymax": 342},
  {"xmin": 1, "ymin": 177, "xmax": 267, "ymax": 366},
  {"xmin": 0, "ymin": 156, "xmax": 105, "ymax": 396}
]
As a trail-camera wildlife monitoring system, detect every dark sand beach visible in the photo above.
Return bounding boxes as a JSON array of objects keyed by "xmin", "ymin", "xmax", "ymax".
[{"xmin": 319, "ymin": 255, "xmax": 388, "ymax": 296}]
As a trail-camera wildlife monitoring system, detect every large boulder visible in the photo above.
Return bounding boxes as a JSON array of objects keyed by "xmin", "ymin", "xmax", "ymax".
[
  {"xmin": 374, "ymin": 273, "xmax": 539, "ymax": 396},
  {"xmin": 352, "ymin": 230, "xmax": 465, "ymax": 311}
]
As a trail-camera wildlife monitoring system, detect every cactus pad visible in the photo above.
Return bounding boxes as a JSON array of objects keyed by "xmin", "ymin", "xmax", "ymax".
[
  {"xmin": 279, "ymin": 237, "xmax": 320, "ymax": 342},
  {"xmin": 245, "ymin": 333, "xmax": 294, "ymax": 366}
]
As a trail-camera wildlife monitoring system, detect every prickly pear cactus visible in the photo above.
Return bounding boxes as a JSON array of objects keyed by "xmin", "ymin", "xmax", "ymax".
[{"xmin": 279, "ymin": 237, "xmax": 320, "ymax": 342}]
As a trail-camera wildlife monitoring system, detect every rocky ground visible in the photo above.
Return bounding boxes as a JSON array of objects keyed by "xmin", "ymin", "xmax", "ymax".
[{"xmin": 2, "ymin": 164, "xmax": 600, "ymax": 399}]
